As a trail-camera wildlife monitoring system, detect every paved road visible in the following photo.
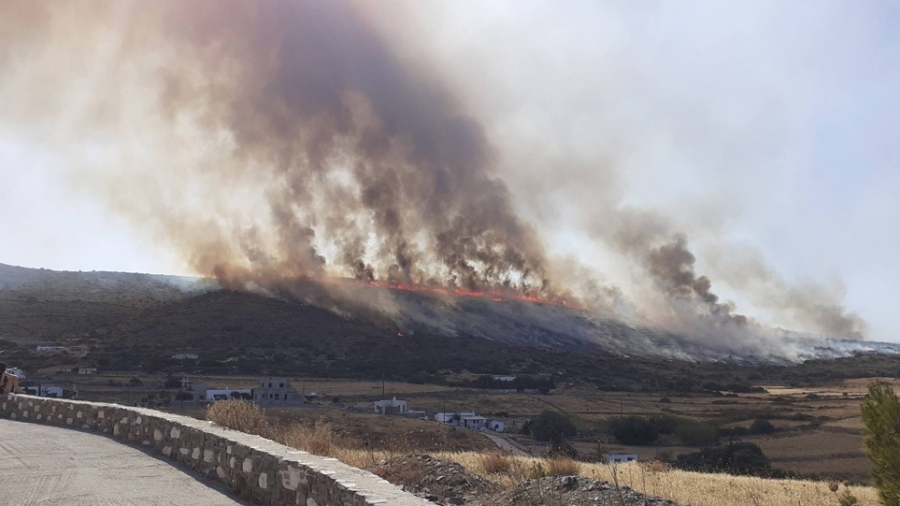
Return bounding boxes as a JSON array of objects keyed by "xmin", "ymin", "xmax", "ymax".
[
  {"xmin": 482, "ymin": 432, "xmax": 530, "ymax": 457},
  {"xmin": 0, "ymin": 420, "xmax": 249, "ymax": 506}
]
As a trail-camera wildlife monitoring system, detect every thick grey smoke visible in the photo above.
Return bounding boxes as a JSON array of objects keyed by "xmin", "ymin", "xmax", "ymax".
[{"xmin": 0, "ymin": 0, "xmax": 870, "ymax": 354}]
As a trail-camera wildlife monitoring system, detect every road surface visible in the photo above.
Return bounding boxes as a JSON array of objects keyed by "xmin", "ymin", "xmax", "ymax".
[
  {"xmin": 482, "ymin": 432, "xmax": 530, "ymax": 457},
  {"xmin": 0, "ymin": 420, "xmax": 249, "ymax": 506}
]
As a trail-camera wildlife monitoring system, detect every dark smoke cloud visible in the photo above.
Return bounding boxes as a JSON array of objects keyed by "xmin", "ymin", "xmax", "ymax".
[{"xmin": 0, "ymin": 0, "xmax": 870, "ymax": 350}]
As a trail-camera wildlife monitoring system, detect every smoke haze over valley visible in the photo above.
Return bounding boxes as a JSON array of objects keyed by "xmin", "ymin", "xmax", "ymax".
[{"xmin": 1, "ymin": 1, "xmax": 898, "ymax": 357}]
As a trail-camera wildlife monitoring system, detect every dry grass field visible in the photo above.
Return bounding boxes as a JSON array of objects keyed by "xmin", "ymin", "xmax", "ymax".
[
  {"xmin": 82, "ymin": 371, "xmax": 879, "ymax": 482},
  {"xmin": 207, "ymin": 400, "xmax": 881, "ymax": 506}
]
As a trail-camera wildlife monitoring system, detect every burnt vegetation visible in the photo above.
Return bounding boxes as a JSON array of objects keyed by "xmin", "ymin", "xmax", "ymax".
[{"xmin": 2, "ymin": 263, "xmax": 900, "ymax": 393}]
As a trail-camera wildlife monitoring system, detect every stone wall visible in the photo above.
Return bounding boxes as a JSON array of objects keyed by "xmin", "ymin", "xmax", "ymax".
[{"xmin": 0, "ymin": 395, "xmax": 428, "ymax": 506}]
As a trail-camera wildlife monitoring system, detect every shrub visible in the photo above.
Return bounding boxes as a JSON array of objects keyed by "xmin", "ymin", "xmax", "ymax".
[
  {"xmin": 659, "ymin": 396, "xmax": 672, "ymax": 403},
  {"xmin": 861, "ymin": 382, "xmax": 900, "ymax": 506},
  {"xmin": 749, "ymin": 419, "xmax": 776, "ymax": 435},
  {"xmin": 479, "ymin": 452, "xmax": 513, "ymax": 474},
  {"xmin": 648, "ymin": 414, "xmax": 679, "ymax": 434},
  {"xmin": 207, "ymin": 399, "xmax": 272, "ymax": 438},
  {"xmin": 546, "ymin": 457, "xmax": 580, "ymax": 476},
  {"xmin": 607, "ymin": 416, "xmax": 659, "ymax": 445},
  {"xmin": 531, "ymin": 410, "xmax": 577, "ymax": 444},
  {"xmin": 675, "ymin": 442, "xmax": 773, "ymax": 476},
  {"xmin": 676, "ymin": 419, "xmax": 719, "ymax": 446}
]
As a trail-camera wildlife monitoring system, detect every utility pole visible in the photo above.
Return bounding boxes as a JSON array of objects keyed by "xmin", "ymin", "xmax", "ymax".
[{"xmin": 382, "ymin": 372, "xmax": 385, "ymax": 397}]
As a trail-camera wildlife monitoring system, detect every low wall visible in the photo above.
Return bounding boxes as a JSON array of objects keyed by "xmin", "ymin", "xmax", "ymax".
[{"xmin": 0, "ymin": 395, "xmax": 428, "ymax": 506}]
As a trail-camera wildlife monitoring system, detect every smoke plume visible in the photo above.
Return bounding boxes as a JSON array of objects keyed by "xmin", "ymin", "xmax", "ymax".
[{"xmin": 0, "ymin": 0, "xmax": 871, "ymax": 356}]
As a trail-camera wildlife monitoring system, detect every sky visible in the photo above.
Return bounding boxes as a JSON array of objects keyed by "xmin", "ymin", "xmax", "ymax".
[{"xmin": 1, "ymin": 1, "xmax": 899, "ymax": 342}]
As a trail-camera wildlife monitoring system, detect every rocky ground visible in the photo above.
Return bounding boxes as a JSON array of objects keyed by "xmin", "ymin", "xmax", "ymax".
[{"xmin": 368, "ymin": 455, "xmax": 681, "ymax": 506}]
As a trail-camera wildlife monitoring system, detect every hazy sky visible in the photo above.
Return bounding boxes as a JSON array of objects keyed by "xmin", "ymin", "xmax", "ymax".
[{"xmin": 1, "ymin": 1, "xmax": 899, "ymax": 341}]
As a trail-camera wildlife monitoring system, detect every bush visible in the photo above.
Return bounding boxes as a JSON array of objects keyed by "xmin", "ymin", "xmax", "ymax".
[
  {"xmin": 675, "ymin": 442, "xmax": 776, "ymax": 476},
  {"xmin": 676, "ymin": 419, "xmax": 719, "ymax": 446},
  {"xmin": 648, "ymin": 414, "xmax": 679, "ymax": 434},
  {"xmin": 531, "ymin": 411, "xmax": 577, "ymax": 445},
  {"xmin": 749, "ymin": 419, "xmax": 776, "ymax": 435},
  {"xmin": 607, "ymin": 416, "xmax": 659, "ymax": 445},
  {"xmin": 861, "ymin": 382, "xmax": 900, "ymax": 506},
  {"xmin": 479, "ymin": 453, "xmax": 513, "ymax": 474},
  {"xmin": 206, "ymin": 399, "xmax": 272, "ymax": 438}
]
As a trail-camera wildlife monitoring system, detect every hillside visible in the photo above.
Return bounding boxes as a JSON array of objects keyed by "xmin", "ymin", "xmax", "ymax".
[{"xmin": 3, "ymin": 263, "xmax": 900, "ymax": 391}]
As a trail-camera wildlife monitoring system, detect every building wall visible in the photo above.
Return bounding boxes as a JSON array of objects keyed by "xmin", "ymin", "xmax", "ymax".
[{"xmin": 0, "ymin": 395, "xmax": 428, "ymax": 506}]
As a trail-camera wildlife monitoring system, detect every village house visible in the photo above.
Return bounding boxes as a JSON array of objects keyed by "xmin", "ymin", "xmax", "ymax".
[
  {"xmin": 254, "ymin": 377, "xmax": 304, "ymax": 405},
  {"xmin": 172, "ymin": 353, "xmax": 200, "ymax": 360},
  {"xmin": 22, "ymin": 385, "xmax": 64, "ymax": 397},
  {"xmin": 435, "ymin": 411, "xmax": 488, "ymax": 430},
  {"xmin": 373, "ymin": 397, "xmax": 408, "ymax": 415},
  {"xmin": 77, "ymin": 367, "xmax": 98, "ymax": 375},
  {"xmin": 603, "ymin": 453, "xmax": 639, "ymax": 464},
  {"xmin": 204, "ymin": 388, "xmax": 252, "ymax": 401},
  {"xmin": 36, "ymin": 345, "xmax": 66, "ymax": 353}
]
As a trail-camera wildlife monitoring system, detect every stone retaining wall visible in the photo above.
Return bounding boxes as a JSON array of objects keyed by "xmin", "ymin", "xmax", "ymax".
[{"xmin": 0, "ymin": 395, "xmax": 428, "ymax": 506}]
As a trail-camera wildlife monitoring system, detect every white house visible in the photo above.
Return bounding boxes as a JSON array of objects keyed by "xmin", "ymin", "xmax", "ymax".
[
  {"xmin": 373, "ymin": 397, "xmax": 408, "ymax": 415},
  {"xmin": 494, "ymin": 376, "xmax": 516, "ymax": 382},
  {"xmin": 23, "ymin": 386, "xmax": 63, "ymax": 397},
  {"xmin": 204, "ymin": 388, "xmax": 252, "ymax": 401},
  {"xmin": 603, "ymin": 453, "xmax": 639, "ymax": 464},
  {"xmin": 36, "ymin": 346, "xmax": 66, "ymax": 353},
  {"xmin": 172, "ymin": 353, "xmax": 199, "ymax": 360},
  {"xmin": 6, "ymin": 368, "xmax": 25, "ymax": 380},
  {"xmin": 435, "ymin": 411, "xmax": 476, "ymax": 424},
  {"xmin": 488, "ymin": 420, "xmax": 505, "ymax": 432},
  {"xmin": 436, "ymin": 412, "xmax": 487, "ymax": 430},
  {"xmin": 77, "ymin": 368, "xmax": 98, "ymax": 375}
]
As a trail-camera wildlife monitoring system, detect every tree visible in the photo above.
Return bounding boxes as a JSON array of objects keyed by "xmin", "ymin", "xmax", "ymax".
[
  {"xmin": 531, "ymin": 410, "xmax": 577, "ymax": 445},
  {"xmin": 608, "ymin": 416, "xmax": 659, "ymax": 445},
  {"xmin": 676, "ymin": 419, "xmax": 719, "ymax": 446},
  {"xmin": 861, "ymin": 382, "xmax": 900, "ymax": 506},
  {"xmin": 749, "ymin": 419, "xmax": 776, "ymax": 435}
]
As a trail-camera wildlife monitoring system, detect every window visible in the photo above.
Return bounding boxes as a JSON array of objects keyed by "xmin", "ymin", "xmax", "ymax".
[
  {"xmin": 268, "ymin": 383, "xmax": 273, "ymax": 388},
  {"xmin": 280, "ymin": 383, "xmax": 284, "ymax": 388}
]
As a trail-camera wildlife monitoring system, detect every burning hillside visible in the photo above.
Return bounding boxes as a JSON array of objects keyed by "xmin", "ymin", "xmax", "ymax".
[{"xmin": 0, "ymin": 1, "xmax": 871, "ymax": 354}]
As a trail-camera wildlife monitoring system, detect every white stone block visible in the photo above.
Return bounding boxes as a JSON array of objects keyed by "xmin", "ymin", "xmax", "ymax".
[
  {"xmin": 180, "ymin": 448, "xmax": 189, "ymax": 456},
  {"xmin": 243, "ymin": 458, "xmax": 253, "ymax": 473},
  {"xmin": 114, "ymin": 424, "xmax": 121, "ymax": 436},
  {"xmin": 282, "ymin": 466, "xmax": 303, "ymax": 491},
  {"xmin": 170, "ymin": 427, "xmax": 181, "ymax": 439},
  {"xmin": 76, "ymin": 411, "xmax": 82, "ymax": 419},
  {"xmin": 162, "ymin": 446, "xmax": 172, "ymax": 457},
  {"xmin": 258, "ymin": 473, "xmax": 268, "ymax": 489},
  {"xmin": 203, "ymin": 449, "xmax": 215, "ymax": 463},
  {"xmin": 230, "ymin": 456, "xmax": 237, "ymax": 469},
  {"xmin": 217, "ymin": 466, "xmax": 227, "ymax": 479},
  {"xmin": 192, "ymin": 447, "xmax": 201, "ymax": 460},
  {"xmin": 66, "ymin": 418, "xmax": 73, "ymax": 425},
  {"xmin": 153, "ymin": 429, "xmax": 163, "ymax": 441}
]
